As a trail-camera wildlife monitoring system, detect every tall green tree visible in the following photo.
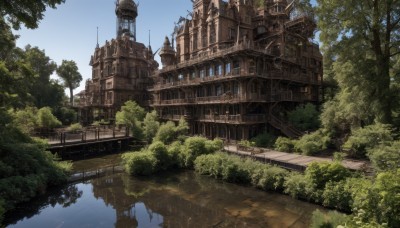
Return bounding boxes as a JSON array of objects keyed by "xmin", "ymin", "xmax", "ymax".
[
  {"xmin": 0, "ymin": 0, "xmax": 65, "ymax": 108},
  {"xmin": 56, "ymin": 60, "xmax": 82, "ymax": 106},
  {"xmin": 116, "ymin": 101, "xmax": 146, "ymax": 139},
  {"xmin": 23, "ymin": 45, "xmax": 65, "ymax": 108},
  {"xmin": 316, "ymin": 0, "xmax": 400, "ymax": 125}
]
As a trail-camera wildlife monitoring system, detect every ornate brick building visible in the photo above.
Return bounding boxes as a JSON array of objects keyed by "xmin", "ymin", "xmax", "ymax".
[
  {"xmin": 150, "ymin": 0, "xmax": 322, "ymax": 140},
  {"xmin": 78, "ymin": 0, "xmax": 158, "ymax": 124}
]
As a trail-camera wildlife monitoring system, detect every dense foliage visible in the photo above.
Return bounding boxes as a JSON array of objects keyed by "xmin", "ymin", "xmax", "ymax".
[
  {"xmin": 342, "ymin": 123, "xmax": 393, "ymax": 158},
  {"xmin": 288, "ymin": 103, "xmax": 320, "ymax": 131},
  {"xmin": 0, "ymin": 109, "xmax": 70, "ymax": 223},
  {"xmin": 122, "ymin": 115, "xmax": 222, "ymax": 176},
  {"xmin": 249, "ymin": 132, "xmax": 276, "ymax": 148},
  {"xmin": 274, "ymin": 130, "xmax": 330, "ymax": 155},
  {"xmin": 10, "ymin": 106, "xmax": 62, "ymax": 134},
  {"xmin": 116, "ymin": 101, "xmax": 146, "ymax": 139}
]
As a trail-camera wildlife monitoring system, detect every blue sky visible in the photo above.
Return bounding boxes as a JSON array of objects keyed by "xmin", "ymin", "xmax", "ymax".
[{"xmin": 15, "ymin": 0, "xmax": 193, "ymax": 93}]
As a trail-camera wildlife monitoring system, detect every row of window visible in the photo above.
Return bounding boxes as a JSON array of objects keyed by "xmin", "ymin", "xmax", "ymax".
[{"xmin": 168, "ymin": 61, "xmax": 240, "ymax": 83}]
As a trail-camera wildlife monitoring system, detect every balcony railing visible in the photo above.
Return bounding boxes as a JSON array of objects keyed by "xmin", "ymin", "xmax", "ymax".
[{"xmin": 151, "ymin": 91, "xmax": 309, "ymax": 106}]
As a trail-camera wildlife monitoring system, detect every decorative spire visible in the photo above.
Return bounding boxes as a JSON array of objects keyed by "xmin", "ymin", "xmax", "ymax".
[
  {"xmin": 148, "ymin": 29, "xmax": 151, "ymax": 47},
  {"xmin": 96, "ymin": 26, "xmax": 99, "ymax": 49}
]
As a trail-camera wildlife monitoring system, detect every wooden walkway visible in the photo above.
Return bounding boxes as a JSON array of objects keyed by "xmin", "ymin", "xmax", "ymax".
[{"xmin": 224, "ymin": 145, "xmax": 368, "ymax": 172}]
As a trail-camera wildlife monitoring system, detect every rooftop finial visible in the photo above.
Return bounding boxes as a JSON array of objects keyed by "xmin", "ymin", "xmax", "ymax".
[{"xmin": 149, "ymin": 29, "xmax": 151, "ymax": 47}]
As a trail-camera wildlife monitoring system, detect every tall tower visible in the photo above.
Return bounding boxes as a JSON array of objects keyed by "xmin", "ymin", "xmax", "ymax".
[{"xmin": 115, "ymin": 0, "xmax": 138, "ymax": 41}]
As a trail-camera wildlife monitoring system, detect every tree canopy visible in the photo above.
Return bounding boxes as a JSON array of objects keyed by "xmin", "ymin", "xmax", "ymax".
[
  {"xmin": 56, "ymin": 60, "xmax": 82, "ymax": 106},
  {"xmin": 317, "ymin": 0, "xmax": 400, "ymax": 126}
]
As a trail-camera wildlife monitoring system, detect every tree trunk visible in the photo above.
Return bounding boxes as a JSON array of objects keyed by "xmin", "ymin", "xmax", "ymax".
[{"xmin": 69, "ymin": 87, "xmax": 73, "ymax": 106}]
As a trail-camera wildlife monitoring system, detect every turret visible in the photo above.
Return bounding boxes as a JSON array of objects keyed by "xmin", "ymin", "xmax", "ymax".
[
  {"xmin": 115, "ymin": 0, "xmax": 138, "ymax": 41},
  {"xmin": 159, "ymin": 36, "xmax": 176, "ymax": 67}
]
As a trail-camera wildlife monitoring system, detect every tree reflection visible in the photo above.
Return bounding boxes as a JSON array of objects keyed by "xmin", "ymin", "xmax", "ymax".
[{"xmin": 4, "ymin": 184, "xmax": 82, "ymax": 225}]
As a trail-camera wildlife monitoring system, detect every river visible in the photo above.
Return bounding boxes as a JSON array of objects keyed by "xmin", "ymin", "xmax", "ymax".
[{"xmin": 5, "ymin": 154, "xmax": 328, "ymax": 228}]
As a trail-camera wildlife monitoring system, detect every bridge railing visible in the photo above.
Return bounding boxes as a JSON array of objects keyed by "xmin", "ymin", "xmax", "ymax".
[{"xmin": 34, "ymin": 125, "xmax": 130, "ymax": 146}]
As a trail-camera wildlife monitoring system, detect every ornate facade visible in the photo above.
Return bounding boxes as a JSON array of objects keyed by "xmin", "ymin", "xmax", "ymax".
[
  {"xmin": 150, "ymin": 0, "xmax": 323, "ymax": 140},
  {"xmin": 78, "ymin": 0, "xmax": 158, "ymax": 124}
]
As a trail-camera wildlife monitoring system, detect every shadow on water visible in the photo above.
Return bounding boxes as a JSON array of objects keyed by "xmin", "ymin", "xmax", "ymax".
[{"xmin": 5, "ymin": 155, "xmax": 329, "ymax": 228}]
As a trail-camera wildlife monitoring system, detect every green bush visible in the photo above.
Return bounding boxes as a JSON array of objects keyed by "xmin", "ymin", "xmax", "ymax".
[
  {"xmin": 143, "ymin": 111, "xmax": 160, "ymax": 143},
  {"xmin": 154, "ymin": 121, "xmax": 177, "ymax": 144},
  {"xmin": 274, "ymin": 136, "xmax": 295, "ymax": 152},
  {"xmin": 37, "ymin": 107, "xmax": 62, "ymax": 129},
  {"xmin": 167, "ymin": 141, "xmax": 184, "ymax": 168},
  {"xmin": 148, "ymin": 141, "xmax": 170, "ymax": 170},
  {"xmin": 322, "ymin": 180, "xmax": 352, "ymax": 211},
  {"xmin": 310, "ymin": 209, "xmax": 348, "ymax": 228},
  {"xmin": 0, "ymin": 109, "xmax": 69, "ymax": 215},
  {"xmin": 122, "ymin": 151, "xmax": 157, "ymax": 176},
  {"xmin": 54, "ymin": 107, "xmax": 77, "ymax": 125},
  {"xmin": 343, "ymin": 123, "xmax": 393, "ymax": 158},
  {"xmin": 194, "ymin": 153, "xmax": 225, "ymax": 178},
  {"xmin": 205, "ymin": 138, "xmax": 224, "ymax": 153},
  {"xmin": 305, "ymin": 162, "xmax": 351, "ymax": 190},
  {"xmin": 283, "ymin": 172, "xmax": 311, "ymax": 200},
  {"xmin": 220, "ymin": 156, "xmax": 252, "ymax": 184},
  {"xmin": 368, "ymin": 140, "xmax": 400, "ymax": 172},
  {"xmin": 238, "ymin": 139, "xmax": 255, "ymax": 149},
  {"xmin": 67, "ymin": 123, "xmax": 83, "ymax": 132},
  {"xmin": 294, "ymin": 130, "xmax": 330, "ymax": 155},
  {"xmin": 288, "ymin": 103, "xmax": 320, "ymax": 131},
  {"xmin": 182, "ymin": 136, "xmax": 212, "ymax": 168},
  {"xmin": 250, "ymin": 132, "xmax": 276, "ymax": 148},
  {"xmin": 195, "ymin": 153, "xmax": 287, "ymax": 189},
  {"xmin": 254, "ymin": 166, "xmax": 288, "ymax": 191},
  {"xmin": 11, "ymin": 106, "xmax": 38, "ymax": 134}
]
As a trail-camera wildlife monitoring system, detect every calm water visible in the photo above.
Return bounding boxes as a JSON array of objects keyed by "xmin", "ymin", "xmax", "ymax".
[{"xmin": 5, "ymin": 154, "xmax": 327, "ymax": 228}]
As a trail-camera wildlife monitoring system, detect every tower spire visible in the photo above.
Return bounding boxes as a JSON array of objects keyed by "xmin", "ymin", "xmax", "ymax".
[
  {"xmin": 96, "ymin": 26, "xmax": 99, "ymax": 48},
  {"xmin": 148, "ymin": 30, "xmax": 151, "ymax": 47}
]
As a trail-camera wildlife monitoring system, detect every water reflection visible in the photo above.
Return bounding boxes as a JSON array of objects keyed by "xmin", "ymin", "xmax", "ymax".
[{"xmin": 7, "ymin": 170, "xmax": 326, "ymax": 228}]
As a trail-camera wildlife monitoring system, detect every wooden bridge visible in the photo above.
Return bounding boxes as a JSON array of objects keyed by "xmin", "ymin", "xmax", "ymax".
[
  {"xmin": 224, "ymin": 144, "xmax": 369, "ymax": 172},
  {"xmin": 38, "ymin": 126, "xmax": 141, "ymax": 159}
]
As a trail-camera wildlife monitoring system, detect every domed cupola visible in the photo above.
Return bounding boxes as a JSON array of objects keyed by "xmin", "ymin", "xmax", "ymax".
[{"xmin": 115, "ymin": 0, "xmax": 138, "ymax": 41}]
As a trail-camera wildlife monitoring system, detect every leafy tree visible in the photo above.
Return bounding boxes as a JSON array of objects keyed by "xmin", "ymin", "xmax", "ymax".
[
  {"xmin": 143, "ymin": 111, "xmax": 160, "ymax": 143},
  {"xmin": 23, "ymin": 45, "xmax": 64, "ymax": 108},
  {"xmin": 56, "ymin": 60, "xmax": 82, "ymax": 106},
  {"xmin": 342, "ymin": 123, "xmax": 393, "ymax": 158},
  {"xmin": 288, "ymin": 103, "xmax": 320, "ymax": 131},
  {"xmin": 115, "ymin": 101, "xmax": 145, "ymax": 139},
  {"xmin": 368, "ymin": 141, "xmax": 400, "ymax": 172},
  {"xmin": 154, "ymin": 121, "xmax": 177, "ymax": 144},
  {"xmin": 37, "ymin": 107, "xmax": 62, "ymax": 129},
  {"xmin": 0, "ymin": 0, "xmax": 65, "ymax": 30},
  {"xmin": 11, "ymin": 106, "xmax": 38, "ymax": 134},
  {"xmin": 0, "ymin": 0, "xmax": 65, "ymax": 108},
  {"xmin": 316, "ymin": 0, "xmax": 400, "ymax": 125}
]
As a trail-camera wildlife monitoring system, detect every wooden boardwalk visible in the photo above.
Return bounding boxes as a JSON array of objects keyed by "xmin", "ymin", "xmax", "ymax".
[
  {"xmin": 39, "ymin": 126, "xmax": 140, "ymax": 159},
  {"xmin": 224, "ymin": 145, "xmax": 368, "ymax": 172}
]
